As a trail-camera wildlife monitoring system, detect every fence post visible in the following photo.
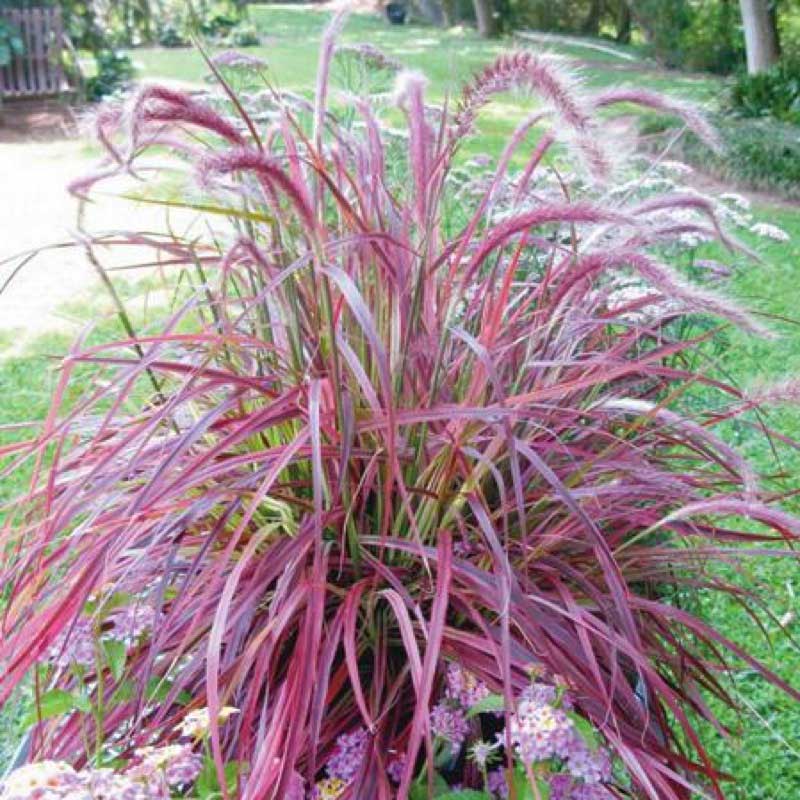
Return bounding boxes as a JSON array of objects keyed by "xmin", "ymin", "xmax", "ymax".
[{"xmin": 0, "ymin": 5, "xmax": 64, "ymax": 98}]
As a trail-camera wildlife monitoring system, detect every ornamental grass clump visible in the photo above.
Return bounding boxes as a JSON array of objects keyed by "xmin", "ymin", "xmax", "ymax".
[{"xmin": 2, "ymin": 14, "xmax": 800, "ymax": 800}]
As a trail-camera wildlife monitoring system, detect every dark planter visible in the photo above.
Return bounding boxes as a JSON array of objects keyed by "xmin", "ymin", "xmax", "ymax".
[{"xmin": 385, "ymin": 2, "xmax": 408, "ymax": 24}]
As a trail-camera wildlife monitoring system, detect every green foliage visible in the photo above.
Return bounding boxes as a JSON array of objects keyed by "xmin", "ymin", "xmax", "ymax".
[
  {"xmin": 718, "ymin": 116, "xmax": 800, "ymax": 194},
  {"xmin": 227, "ymin": 21, "xmax": 260, "ymax": 47},
  {"xmin": 680, "ymin": 0, "xmax": 744, "ymax": 73},
  {"xmin": 20, "ymin": 687, "xmax": 91, "ymax": 729},
  {"xmin": 0, "ymin": 16, "xmax": 22, "ymax": 67},
  {"xmin": 85, "ymin": 49, "xmax": 134, "ymax": 101},
  {"xmin": 501, "ymin": 0, "xmax": 587, "ymax": 32},
  {"xmin": 194, "ymin": 759, "xmax": 245, "ymax": 799},
  {"xmin": 729, "ymin": 57, "xmax": 800, "ymax": 123},
  {"xmin": 511, "ymin": 766, "xmax": 551, "ymax": 800},
  {"xmin": 60, "ymin": 0, "xmax": 106, "ymax": 52},
  {"xmin": 198, "ymin": 8, "xmax": 239, "ymax": 38},
  {"xmin": 157, "ymin": 22, "xmax": 188, "ymax": 48},
  {"xmin": 634, "ymin": 0, "xmax": 693, "ymax": 67},
  {"xmin": 466, "ymin": 693, "xmax": 505, "ymax": 717}
]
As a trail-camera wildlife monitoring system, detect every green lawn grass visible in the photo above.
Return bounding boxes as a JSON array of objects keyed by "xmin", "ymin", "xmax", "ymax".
[
  {"xmin": 673, "ymin": 206, "xmax": 800, "ymax": 798},
  {"xmin": 2, "ymin": 5, "xmax": 799, "ymax": 794}
]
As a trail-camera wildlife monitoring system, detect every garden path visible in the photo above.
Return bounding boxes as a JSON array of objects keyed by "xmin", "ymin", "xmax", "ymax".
[{"xmin": 0, "ymin": 99, "xmax": 198, "ymax": 350}]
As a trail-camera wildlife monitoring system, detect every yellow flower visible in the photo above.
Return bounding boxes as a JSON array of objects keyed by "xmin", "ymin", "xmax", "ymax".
[
  {"xmin": 177, "ymin": 705, "xmax": 240, "ymax": 738},
  {"xmin": 134, "ymin": 744, "xmax": 185, "ymax": 767},
  {"xmin": 313, "ymin": 777, "xmax": 347, "ymax": 799}
]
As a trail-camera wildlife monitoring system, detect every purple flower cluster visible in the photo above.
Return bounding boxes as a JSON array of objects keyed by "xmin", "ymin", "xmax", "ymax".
[
  {"xmin": 325, "ymin": 728, "xmax": 369, "ymax": 783},
  {"xmin": 486, "ymin": 768, "xmax": 508, "ymax": 798},
  {"xmin": 508, "ymin": 699, "xmax": 576, "ymax": 763},
  {"xmin": 386, "ymin": 753, "xmax": 406, "ymax": 784},
  {"xmin": 445, "ymin": 662, "xmax": 491, "ymax": 709},
  {"xmin": 0, "ymin": 746, "xmax": 204, "ymax": 800},
  {"xmin": 487, "ymin": 769, "xmax": 615, "ymax": 800},
  {"xmin": 47, "ymin": 618, "xmax": 96, "ymax": 669},
  {"xmin": 117, "ymin": 745, "xmax": 202, "ymax": 796},
  {"xmin": 108, "ymin": 605, "xmax": 158, "ymax": 643},
  {"xmin": 87, "ymin": 768, "xmax": 167, "ymax": 800},
  {"xmin": 481, "ymin": 683, "xmax": 613, "ymax": 800},
  {"xmin": 46, "ymin": 604, "xmax": 158, "ymax": 670},
  {"xmin": 430, "ymin": 702, "xmax": 470, "ymax": 756},
  {"xmin": 567, "ymin": 744, "xmax": 611, "ymax": 785},
  {"xmin": 429, "ymin": 662, "xmax": 494, "ymax": 757},
  {"xmin": 570, "ymin": 783, "xmax": 616, "ymax": 800}
]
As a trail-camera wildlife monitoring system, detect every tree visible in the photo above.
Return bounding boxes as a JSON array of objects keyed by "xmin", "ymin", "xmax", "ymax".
[
  {"xmin": 614, "ymin": 0, "xmax": 632, "ymax": 43},
  {"xmin": 739, "ymin": 0, "xmax": 781, "ymax": 72},
  {"xmin": 581, "ymin": 0, "xmax": 604, "ymax": 35},
  {"xmin": 473, "ymin": 0, "xmax": 497, "ymax": 36},
  {"xmin": 628, "ymin": 0, "xmax": 692, "ymax": 66},
  {"xmin": 415, "ymin": 0, "xmax": 445, "ymax": 26}
]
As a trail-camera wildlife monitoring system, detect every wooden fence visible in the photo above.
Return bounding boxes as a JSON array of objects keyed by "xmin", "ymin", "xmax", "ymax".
[{"xmin": 0, "ymin": 6, "xmax": 64, "ymax": 99}]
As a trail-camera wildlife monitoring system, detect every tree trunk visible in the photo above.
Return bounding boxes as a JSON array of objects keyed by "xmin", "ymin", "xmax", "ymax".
[
  {"xmin": 768, "ymin": 0, "xmax": 782, "ymax": 57},
  {"xmin": 416, "ymin": 0, "xmax": 445, "ymax": 26},
  {"xmin": 615, "ymin": 1, "xmax": 632, "ymax": 43},
  {"xmin": 473, "ymin": 0, "xmax": 497, "ymax": 37},
  {"xmin": 441, "ymin": 0, "xmax": 457, "ymax": 27},
  {"xmin": 581, "ymin": 0, "xmax": 603, "ymax": 36},
  {"xmin": 739, "ymin": 0, "xmax": 780, "ymax": 73}
]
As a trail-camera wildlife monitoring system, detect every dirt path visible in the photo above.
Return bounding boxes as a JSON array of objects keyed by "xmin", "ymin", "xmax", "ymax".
[{"xmin": 0, "ymin": 100, "xmax": 198, "ymax": 349}]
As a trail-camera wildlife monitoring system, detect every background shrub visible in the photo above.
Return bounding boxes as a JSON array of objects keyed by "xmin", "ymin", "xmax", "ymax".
[
  {"xmin": 227, "ymin": 22, "xmax": 260, "ymax": 47},
  {"xmin": 729, "ymin": 58, "xmax": 800, "ymax": 124},
  {"xmin": 85, "ymin": 49, "xmax": 135, "ymax": 101},
  {"xmin": 157, "ymin": 23, "xmax": 189, "ymax": 48},
  {"xmin": 680, "ymin": 0, "xmax": 744, "ymax": 74}
]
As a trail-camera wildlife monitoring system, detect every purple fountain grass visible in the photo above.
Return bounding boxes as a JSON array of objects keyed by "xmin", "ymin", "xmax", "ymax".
[{"xmin": 1, "ymin": 16, "xmax": 799, "ymax": 800}]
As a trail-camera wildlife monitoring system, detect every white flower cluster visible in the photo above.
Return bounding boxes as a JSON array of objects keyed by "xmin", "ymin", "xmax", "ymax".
[{"xmin": 750, "ymin": 222, "xmax": 791, "ymax": 242}]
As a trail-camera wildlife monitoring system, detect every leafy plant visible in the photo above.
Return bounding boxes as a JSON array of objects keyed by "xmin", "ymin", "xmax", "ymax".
[
  {"xmin": 85, "ymin": 49, "xmax": 134, "ymax": 101},
  {"xmin": 198, "ymin": 10, "xmax": 238, "ymax": 39},
  {"xmin": 2, "ymin": 14, "xmax": 800, "ymax": 800},
  {"xmin": 158, "ymin": 23, "xmax": 189, "ymax": 49},
  {"xmin": 226, "ymin": 22, "xmax": 260, "ymax": 48},
  {"xmin": 679, "ymin": 0, "xmax": 743, "ymax": 74},
  {"xmin": 729, "ymin": 58, "xmax": 800, "ymax": 124},
  {"xmin": 0, "ymin": 16, "xmax": 23, "ymax": 68}
]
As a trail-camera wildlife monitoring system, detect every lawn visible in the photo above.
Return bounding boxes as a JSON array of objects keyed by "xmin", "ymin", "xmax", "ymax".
[{"xmin": 2, "ymin": 4, "xmax": 800, "ymax": 796}]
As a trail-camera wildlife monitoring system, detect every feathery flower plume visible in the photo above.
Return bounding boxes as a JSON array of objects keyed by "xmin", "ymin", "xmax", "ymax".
[
  {"xmin": 314, "ymin": 9, "xmax": 349, "ymax": 154},
  {"xmin": 453, "ymin": 52, "xmax": 611, "ymax": 179},
  {"xmin": 130, "ymin": 84, "xmax": 247, "ymax": 149},
  {"xmin": 200, "ymin": 147, "xmax": 316, "ymax": 231},
  {"xmin": 455, "ymin": 52, "xmax": 590, "ymax": 136},
  {"xmin": 746, "ymin": 379, "xmax": 800, "ymax": 407},
  {"xmin": 591, "ymin": 86, "xmax": 722, "ymax": 153}
]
